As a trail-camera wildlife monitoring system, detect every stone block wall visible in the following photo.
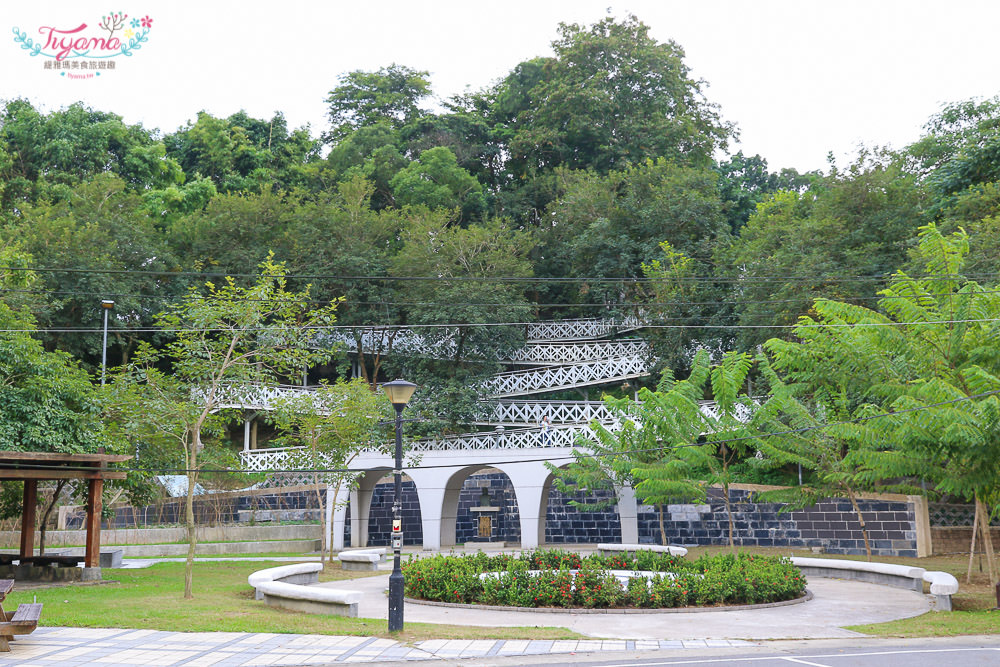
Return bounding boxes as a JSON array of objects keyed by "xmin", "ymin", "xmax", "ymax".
[
  {"xmin": 636, "ymin": 489, "xmax": 917, "ymax": 556},
  {"xmin": 350, "ymin": 479, "xmax": 918, "ymax": 556}
]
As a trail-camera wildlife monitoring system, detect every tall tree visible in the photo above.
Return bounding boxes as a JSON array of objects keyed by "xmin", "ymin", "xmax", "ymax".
[
  {"xmin": 325, "ymin": 64, "xmax": 431, "ymax": 143},
  {"xmin": 269, "ymin": 379, "xmax": 390, "ymax": 560},
  {"xmin": 763, "ymin": 223, "xmax": 1000, "ymax": 581},
  {"xmin": 112, "ymin": 256, "xmax": 340, "ymax": 598}
]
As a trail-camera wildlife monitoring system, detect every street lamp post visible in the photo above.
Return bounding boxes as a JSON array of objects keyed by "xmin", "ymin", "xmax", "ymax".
[
  {"xmin": 381, "ymin": 379, "xmax": 417, "ymax": 632},
  {"xmin": 100, "ymin": 300, "xmax": 114, "ymax": 385}
]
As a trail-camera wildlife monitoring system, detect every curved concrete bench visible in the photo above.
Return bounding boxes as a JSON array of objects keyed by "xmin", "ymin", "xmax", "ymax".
[
  {"xmin": 338, "ymin": 548, "xmax": 386, "ymax": 571},
  {"xmin": 597, "ymin": 543, "xmax": 689, "ymax": 558},
  {"xmin": 248, "ymin": 563, "xmax": 362, "ymax": 617},
  {"xmin": 923, "ymin": 570, "xmax": 959, "ymax": 611},
  {"xmin": 790, "ymin": 557, "xmax": 958, "ymax": 612}
]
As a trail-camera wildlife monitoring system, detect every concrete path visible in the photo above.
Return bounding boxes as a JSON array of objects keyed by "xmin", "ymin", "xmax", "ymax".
[
  {"xmin": 316, "ymin": 573, "xmax": 931, "ymax": 640},
  {"xmin": 0, "ymin": 627, "xmax": 752, "ymax": 666},
  {"xmin": 0, "ymin": 561, "xmax": 934, "ymax": 665}
]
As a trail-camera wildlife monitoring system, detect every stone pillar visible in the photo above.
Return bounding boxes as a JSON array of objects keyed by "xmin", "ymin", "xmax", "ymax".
[
  {"xmin": 408, "ymin": 468, "xmax": 449, "ymax": 551},
  {"xmin": 909, "ymin": 494, "xmax": 932, "ymax": 558},
  {"xmin": 616, "ymin": 484, "xmax": 639, "ymax": 544},
  {"xmin": 328, "ymin": 483, "xmax": 351, "ymax": 552},
  {"xmin": 497, "ymin": 462, "xmax": 551, "ymax": 549}
]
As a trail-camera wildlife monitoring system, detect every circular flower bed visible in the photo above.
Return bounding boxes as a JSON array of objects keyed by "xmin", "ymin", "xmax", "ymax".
[{"xmin": 403, "ymin": 549, "xmax": 806, "ymax": 609}]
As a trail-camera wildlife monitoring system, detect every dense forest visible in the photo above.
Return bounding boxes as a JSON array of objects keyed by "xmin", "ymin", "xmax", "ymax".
[{"xmin": 3, "ymin": 15, "xmax": 1000, "ymax": 425}]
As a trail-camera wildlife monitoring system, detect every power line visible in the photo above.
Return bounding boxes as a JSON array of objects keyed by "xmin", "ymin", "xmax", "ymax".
[
  {"xmin": 7, "ymin": 286, "xmax": 1000, "ymax": 310},
  {"xmin": 2, "ymin": 264, "xmax": 998, "ymax": 284}
]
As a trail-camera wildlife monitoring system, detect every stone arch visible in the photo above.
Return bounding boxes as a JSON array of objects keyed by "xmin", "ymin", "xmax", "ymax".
[
  {"xmin": 431, "ymin": 465, "xmax": 522, "ymax": 549},
  {"xmin": 344, "ymin": 467, "xmax": 423, "ymax": 548}
]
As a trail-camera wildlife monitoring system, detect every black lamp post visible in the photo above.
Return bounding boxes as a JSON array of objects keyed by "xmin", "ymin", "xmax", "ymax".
[
  {"xmin": 381, "ymin": 378, "xmax": 417, "ymax": 632},
  {"xmin": 100, "ymin": 300, "xmax": 114, "ymax": 386}
]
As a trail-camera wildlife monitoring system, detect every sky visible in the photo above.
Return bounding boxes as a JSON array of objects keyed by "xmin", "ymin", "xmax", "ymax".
[{"xmin": 3, "ymin": 0, "xmax": 1000, "ymax": 173}]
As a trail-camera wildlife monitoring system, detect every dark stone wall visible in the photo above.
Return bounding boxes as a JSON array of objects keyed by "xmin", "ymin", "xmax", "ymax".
[
  {"xmin": 349, "ymin": 480, "xmax": 917, "ymax": 556},
  {"xmin": 636, "ymin": 489, "xmax": 917, "ymax": 557}
]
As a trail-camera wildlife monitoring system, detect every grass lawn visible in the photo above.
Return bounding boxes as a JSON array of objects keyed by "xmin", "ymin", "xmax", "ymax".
[{"xmin": 4, "ymin": 561, "xmax": 582, "ymax": 642}]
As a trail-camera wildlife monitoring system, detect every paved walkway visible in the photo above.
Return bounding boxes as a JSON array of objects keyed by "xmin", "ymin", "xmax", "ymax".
[
  {"xmin": 0, "ymin": 627, "xmax": 751, "ymax": 665},
  {"xmin": 315, "ymin": 572, "xmax": 931, "ymax": 640},
  {"xmin": 0, "ymin": 558, "xmax": 934, "ymax": 665}
]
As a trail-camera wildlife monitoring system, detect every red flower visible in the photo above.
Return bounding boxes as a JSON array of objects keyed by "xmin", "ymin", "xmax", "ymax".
[{"xmin": 141, "ymin": 15, "xmax": 153, "ymax": 28}]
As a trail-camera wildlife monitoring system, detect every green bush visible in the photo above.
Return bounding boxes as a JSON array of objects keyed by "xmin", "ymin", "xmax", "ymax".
[{"xmin": 402, "ymin": 549, "xmax": 805, "ymax": 609}]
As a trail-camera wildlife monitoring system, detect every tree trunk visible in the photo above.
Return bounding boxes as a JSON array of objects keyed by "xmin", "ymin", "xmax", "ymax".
[
  {"xmin": 976, "ymin": 494, "xmax": 998, "ymax": 585},
  {"xmin": 846, "ymin": 490, "xmax": 872, "ymax": 561},
  {"xmin": 967, "ymin": 501, "xmax": 980, "ymax": 584},
  {"xmin": 184, "ymin": 439, "xmax": 198, "ymax": 600},
  {"xmin": 657, "ymin": 503, "xmax": 666, "ymax": 546},
  {"xmin": 328, "ymin": 479, "xmax": 344, "ymax": 564},
  {"xmin": 723, "ymin": 485, "xmax": 735, "ymax": 550},
  {"xmin": 38, "ymin": 480, "xmax": 67, "ymax": 556}
]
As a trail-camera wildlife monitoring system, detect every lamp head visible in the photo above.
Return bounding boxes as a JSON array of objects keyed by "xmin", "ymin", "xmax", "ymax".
[
  {"xmin": 382, "ymin": 379, "xmax": 417, "ymax": 406},
  {"xmin": 101, "ymin": 300, "xmax": 115, "ymax": 310}
]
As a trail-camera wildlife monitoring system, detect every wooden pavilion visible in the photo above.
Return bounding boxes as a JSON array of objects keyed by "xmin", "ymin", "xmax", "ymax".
[{"xmin": 0, "ymin": 451, "xmax": 129, "ymax": 569}]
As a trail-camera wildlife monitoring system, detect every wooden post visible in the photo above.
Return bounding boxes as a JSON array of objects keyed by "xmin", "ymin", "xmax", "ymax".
[
  {"xmin": 84, "ymin": 478, "xmax": 103, "ymax": 568},
  {"xmin": 20, "ymin": 480, "xmax": 37, "ymax": 558}
]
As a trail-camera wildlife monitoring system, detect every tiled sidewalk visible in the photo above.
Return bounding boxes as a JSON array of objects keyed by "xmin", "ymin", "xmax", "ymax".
[{"xmin": 0, "ymin": 627, "xmax": 753, "ymax": 666}]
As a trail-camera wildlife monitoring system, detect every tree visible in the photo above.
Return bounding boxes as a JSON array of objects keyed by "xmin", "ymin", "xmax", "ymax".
[
  {"xmin": 0, "ymin": 245, "xmax": 119, "ymax": 553},
  {"xmin": 637, "ymin": 350, "xmax": 756, "ymax": 550},
  {"xmin": 269, "ymin": 379, "xmax": 390, "ymax": 561},
  {"xmin": 325, "ymin": 65, "xmax": 431, "ymax": 143},
  {"xmin": 761, "ymin": 223, "xmax": 1000, "ymax": 581},
  {"xmin": 718, "ymin": 151, "xmax": 923, "ymax": 350},
  {"xmin": 496, "ymin": 15, "xmax": 732, "ymax": 178},
  {"xmin": 750, "ymin": 356, "xmax": 915, "ymax": 560},
  {"xmin": 390, "ymin": 147, "xmax": 487, "ymax": 222},
  {"xmin": 113, "ymin": 256, "xmax": 340, "ymax": 598}
]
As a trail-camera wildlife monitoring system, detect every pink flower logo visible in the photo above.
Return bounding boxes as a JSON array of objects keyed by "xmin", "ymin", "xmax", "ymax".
[{"xmin": 140, "ymin": 15, "xmax": 153, "ymax": 28}]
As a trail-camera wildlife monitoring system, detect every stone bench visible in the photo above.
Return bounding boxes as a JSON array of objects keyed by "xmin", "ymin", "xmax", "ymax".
[
  {"xmin": 790, "ymin": 557, "xmax": 958, "ymax": 612},
  {"xmin": 247, "ymin": 563, "xmax": 362, "ymax": 617},
  {"xmin": 597, "ymin": 543, "xmax": 689, "ymax": 558},
  {"xmin": 923, "ymin": 570, "xmax": 959, "ymax": 611},
  {"xmin": 337, "ymin": 548, "xmax": 386, "ymax": 571}
]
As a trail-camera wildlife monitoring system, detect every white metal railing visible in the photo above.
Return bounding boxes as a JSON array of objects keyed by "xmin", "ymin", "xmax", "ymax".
[
  {"xmin": 526, "ymin": 315, "xmax": 642, "ymax": 341},
  {"xmin": 509, "ymin": 340, "xmax": 649, "ymax": 365},
  {"xmin": 481, "ymin": 399, "xmax": 753, "ymax": 426},
  {"xmin": 483, "ymin": 400, "xmax": 619, "ymax": 425},
  {"xmin": 241, "ymin": 425, "xmax": 591, "ymax": 473},
  {"xmin": 484, "ymin": 355, "xmax": 649, "ymax": 398},
  {"xmin": 213, "ymin": 384, "xmax": 317, "ymax": 411}
]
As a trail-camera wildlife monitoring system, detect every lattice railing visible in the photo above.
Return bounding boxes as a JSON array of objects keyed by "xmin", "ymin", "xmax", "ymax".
[
  {"xmin": 482, "ymin": 399, "xmax": 752, "ymax": 426},
  {"xmin": 484, "ymin": 400, "xmax": 618, "ymax": 425},
  {"xmin": 241, "ymin": 425, "xmax": 592, "ymax": 473},
  {"xmin": 526, "ymin": 315, "xmax": 642, "ymax": 342},
  {"xmin": 509, "ymin": 340, "xmax": 649, "ymax": 364},
  {"xmin": 484, "ymin": 355, "xmax": 649, "ymax": 398},
  {"xmin": 214, "ymin": 385, "xmax": 317, "ymax": 411},
  {"xmin": 928, "ymin": 503, "xmax": 1000, "ymax": 527}
]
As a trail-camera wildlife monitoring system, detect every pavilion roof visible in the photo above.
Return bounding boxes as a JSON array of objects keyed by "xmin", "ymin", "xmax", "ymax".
[{"xmin": 0, "ymin": 451, "xmax": 130, "ymax": 481}]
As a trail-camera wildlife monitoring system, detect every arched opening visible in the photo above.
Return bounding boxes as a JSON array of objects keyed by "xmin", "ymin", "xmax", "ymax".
[
  {"xmin": 439, "ymin": 466, "xmax": 520, "ymax": 547},
  {"xmin": 344, "ymin": 468, "xmax": 423, "ymax": 548}
]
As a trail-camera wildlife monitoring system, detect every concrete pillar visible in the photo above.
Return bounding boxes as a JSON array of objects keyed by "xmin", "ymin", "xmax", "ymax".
[
  {"xmin": 408, "ymin": 467, "xmax": 453, "ymax": 551},
  {"xmin": 616, "ymin": 484, "xmax": 639, "ymax": 544},
  {"xmin": 349, "ymin": 474, "xmax": 380, "ymax": 548},
  {"xmin": 328, "ymin": 483, "xmax": 351, "ymax": 552},
  {"xmin": 497, "ymin": 462, "xmax": 551, "ymax": 549}
]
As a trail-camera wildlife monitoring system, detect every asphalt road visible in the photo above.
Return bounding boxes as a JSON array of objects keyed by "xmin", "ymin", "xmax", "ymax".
[{"xmin": 357, "ymin": 638, "xmax": 1000, "ymax": 667}]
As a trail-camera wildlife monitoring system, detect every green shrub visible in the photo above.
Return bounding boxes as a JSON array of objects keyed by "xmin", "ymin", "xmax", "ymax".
[{"xmin": 402, "ymin": 548, "xmax": 806, "ymax": 609}]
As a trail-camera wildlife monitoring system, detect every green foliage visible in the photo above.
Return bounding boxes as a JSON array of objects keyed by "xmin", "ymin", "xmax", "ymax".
[
  {"xmin": 719, "ymin": 153, "xmax": 923, "ymax": 350},
  {"xmin": 402, "ymin": 549, "xmax": 804, "ymax": 608},
  {"xmin": 325, "ymin": 64, "xmax": 431, "ymax": 143}
]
